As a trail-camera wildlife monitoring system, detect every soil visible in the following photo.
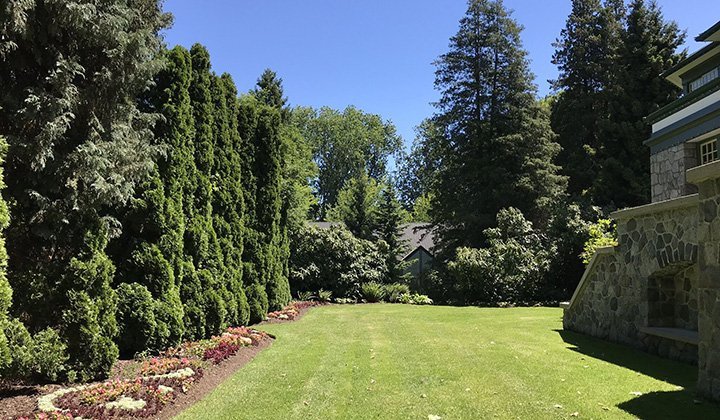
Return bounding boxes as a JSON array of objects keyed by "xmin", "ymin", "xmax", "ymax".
[{"xmin": 0, "ymin": 303, "xmax": 319, "ymax": 419}]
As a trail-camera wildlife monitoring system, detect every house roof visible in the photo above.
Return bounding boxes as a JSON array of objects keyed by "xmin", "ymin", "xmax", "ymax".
[
  {"xmin": 308, "ymin": 221, "xmax": 343, "ymax": 230},
  {"xmin": 399, "ymin": 223, "xmax": 436, "ymax": 259},
  {"xmin": 697, "ymin": 20, "xmax": 720, "ymax": 42},
  {"xmin": 308, "ymin": 221, "xmax": 437, "ymax": 259}
]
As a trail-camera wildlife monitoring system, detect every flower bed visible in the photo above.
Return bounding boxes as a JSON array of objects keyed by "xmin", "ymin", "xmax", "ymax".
[
  {"xmin": 267, "ymin": 301, "xmax": 324, "ymax": 321},
  {"xmin": 17, "ymin": 326, "xmax": 273, "ymax": 419}
]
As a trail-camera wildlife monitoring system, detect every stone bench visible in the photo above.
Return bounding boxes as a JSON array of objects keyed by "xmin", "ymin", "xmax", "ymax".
[{"xmin": 639, "ymin": 326, "xmax": 700, "ymax": 345}]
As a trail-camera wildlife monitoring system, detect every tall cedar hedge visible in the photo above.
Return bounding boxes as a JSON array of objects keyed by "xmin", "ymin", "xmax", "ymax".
[{"xmin": 0, "ymin": 0, "xmax": 292, "ymax": 378}]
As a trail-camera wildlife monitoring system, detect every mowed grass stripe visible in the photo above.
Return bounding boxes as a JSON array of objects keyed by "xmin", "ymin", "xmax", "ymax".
[{"xmin": 177, "ymin": 304, "xmax": 720, "ymax": 419}]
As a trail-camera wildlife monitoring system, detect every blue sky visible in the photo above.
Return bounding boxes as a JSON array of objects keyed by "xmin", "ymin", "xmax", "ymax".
[{"xmin": 163, "ymin": 0, "xmax": 718, "ymax": 149}]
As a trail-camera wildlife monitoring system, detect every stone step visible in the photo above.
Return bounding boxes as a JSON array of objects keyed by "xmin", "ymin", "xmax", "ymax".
[{"xmin": 639, "ymin": 326, "xmax": 700, "ymax": 345}]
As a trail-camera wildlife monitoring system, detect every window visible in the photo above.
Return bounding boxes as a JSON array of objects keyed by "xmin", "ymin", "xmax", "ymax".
[
  {"xmin": 689, "ymin": 67, "xmax": 719, "ymax": 92},
  {"xmin": 700, "ymin": 138, "xmax": 718, "ymax": 165}
]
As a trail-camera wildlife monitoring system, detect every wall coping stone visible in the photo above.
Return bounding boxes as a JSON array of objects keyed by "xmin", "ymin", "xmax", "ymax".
[
  {"xmin": 611, "ymin": 194, "xmax": 699, "ymax": 220},
  {"xmin": 687, "ymin": 160, "xmax": 720, "ymax": 185},
  {"xmin": 563, "ymin": 246, "xmax": 615, "ymax": 312}
]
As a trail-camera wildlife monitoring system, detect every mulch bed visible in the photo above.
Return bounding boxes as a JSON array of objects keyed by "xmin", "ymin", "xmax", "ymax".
[{"xmin": 0, "ymin": 302, "xmax": 322, "ymax": 419}]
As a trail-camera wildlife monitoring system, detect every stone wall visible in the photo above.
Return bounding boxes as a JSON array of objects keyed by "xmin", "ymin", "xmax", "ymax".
[
  {"xmin": 651, "ymin": 142, "xmax": 698, "ymax": 202},
  {"xmin": 686, "ymin": 162, "xmax": 720, "ymax": 401},
  {"xmin": 563, "ymin": 195, "xmax": 700, "ymax": 362}
]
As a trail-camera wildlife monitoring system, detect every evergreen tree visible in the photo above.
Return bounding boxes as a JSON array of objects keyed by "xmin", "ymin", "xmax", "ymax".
[
  {"xmin": 593, "ymin": 0, "xmax": 685, "ymax": 207},
  {"xmin": 0, "ymin": 137, "xmax": 11, "ymax": 369},
  {"xmin": 0, "ymin": 0, "xmax": 169, "ymax": 379},
  {"xmin": 188, "ymin": 44, "xmax": 226, "ymax": 335},
  {"xmin": 327, "ymin": 172, "xmax": 382, "ymax": 241},
  {"xmin": 551, "ymin": 0, "xmax": 624, "ymax": 198},
  {"xmin": 431, "ymin": 0, "xmax": 566, "ymax": 252},
  {"xmin": 376, "ymin": 182, "xmax": 410, "ymax": 282},
  {"xmin": 211, "ymin": 73, "xmax": 250, "ymax": 326},
  {"xmin": 254, "ymin": 69, "xmax": 289, "ymax": 121}
]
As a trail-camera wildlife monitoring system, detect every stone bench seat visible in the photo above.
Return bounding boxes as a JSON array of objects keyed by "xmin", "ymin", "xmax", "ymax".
[{"xmin": 639, "ymin": 326, "xmax": 700, "ymax": 345}]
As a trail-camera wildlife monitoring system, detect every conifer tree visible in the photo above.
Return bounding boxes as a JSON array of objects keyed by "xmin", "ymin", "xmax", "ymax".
[
  {"xmin": 189, "ymin": 44, "xmax": 226, "ymax": 335},
  {"xmin": 0, "ymin": 0, "xmax": 169, "ymax": 379},
  {"xmin": 0, "ymin": 137, "xmax": 11, "ymax": 368},
  {"xmin": 551, "ymin": 0, "xmax": 624, "ymax": 198},
  {"xmin": 376, "ymin": 182, "xmax": 410, "ymax": 282},
  {"xmin": 431, "ymin": 0, "xmax": 566, "ymax": 251},
  {"xmin": 211, "ymin": 73, "xmax": 250, "ymax": 326},
  {"xmin": 328, "ymin": 172, "xmax": 382, "ymax": 241},
  {"xmin": 593, "ymin": 0, "xmax": 685, "ymax": 207}
]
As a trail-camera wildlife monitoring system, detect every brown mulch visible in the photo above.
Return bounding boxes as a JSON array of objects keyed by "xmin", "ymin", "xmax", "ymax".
[
  {"xmin": 154, "ymin": 339, "xmax": 272, "ymax": 419},
  {"xmin": 0, "ymin": 302, "xmax": 321, "ymax": 419}
]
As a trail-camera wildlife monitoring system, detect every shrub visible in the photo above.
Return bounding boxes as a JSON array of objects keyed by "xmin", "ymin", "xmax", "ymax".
[
  {"xmin": 317, "ymin": 289, "xmax": 332, "ymax": 303},
  {"xmin": 361, "ymin": 282, "xmax": 385, "ymax": 303},
  {"xmin": 1, "ymin": 319, "xmax": 68, "ymax": 382},
  {"xmin": 581, "ymin": 219, "xmax": 617, "ymax": 264},
  {"xmin": 297, "ymin": 291, "xmax": 313, "ymax": 301},
  {"xmin": 246, "ymin": 282, "xmax": 269, "ymax": 324},
  {"xmin": 289, "ymin": 225, "xmax": 388, "ymax": 298},
  {"xmin": 446, "ymin": 208, "xmax": 551, "ymax": 304},
  {"xmin": 383, "ymin": 283, "xmax": 410, "ymax": 303},
  {"xmin": 116, "ymin": 283, "xmax": 157, "ymax": 357},
  {"xmin": 397, "ymin": 293, "xmax": 432, "ymax": 305}
]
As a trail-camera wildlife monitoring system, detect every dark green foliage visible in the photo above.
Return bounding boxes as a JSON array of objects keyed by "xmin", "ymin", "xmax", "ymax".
[
  {"xmin": 551, "ymin": 0, "xmax": 624, "ymax": 198},
  {"xmin": 246, "ymin": 282, "xmax": 269, "ymax": 325},
  {"xmin": 116, "ymin": 283, "xmax": 157, "ymax": 357},
  {"xmin": 179, "ymin": 261, "xmax": 206, "ymax": 340},
  {"xmin": 431, "ymin": 0, "xmax": 566, "ymax": 252},
  {"xmin": 593, "ymin": 0, "xmax": 685, "ymax": 207},
  {"xmin": 289, "ymin": 225, "xmax": 388, "ymax": 298},
  {"xmin": 0, "ymin": 0, "xmax": 170, "ymax": 380},
  {"xmin": 376, "ymin": 183, "xmax": 410, "ymax": 282}
]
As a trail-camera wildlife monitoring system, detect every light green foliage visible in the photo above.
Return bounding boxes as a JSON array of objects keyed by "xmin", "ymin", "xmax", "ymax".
[
  {"xmin": 289, "ymin": 224, "xmax": 388, "ymax": 299},
  {"xmin": 446, "ymin": 208, "xmax": 553, "ymax": 304},
  {"xmin": 411, "ymin": 192, "xmax": 434, "ymax": 223},
  {"xmin": 360, "ymin": 282, "xmax": 386, "ymax": 303},
  {"xmin": 327, "ymin": 172, "xmax": 381, "ymax": 241},
  {"xmin": 383, "ymin": 283, "xmax": 410, "ymax": 303},
  {"xmin": 1, "ymin": 318, "xmax": 68, "ymax": 382},
  {"xmin": 294, "ymin": 106, "xmax": 402, "ymax": 218},
  {"xmin": 398, "ymin": 293, "xmax": 434, "ymax": 305},
  {"xmin": 581, "ymin": 219, "xmax": 618, "ymax": 264},
  {"xmin": 180, "ymin": 305, "xmax": 719, "ymax": 419},
  {"xmin": 316, "ymin": 289, "xmax": 332, "ymax": 303},
  {"xmin": 0, "ymin": 137, "xmax": 11, "ymax": 369}
]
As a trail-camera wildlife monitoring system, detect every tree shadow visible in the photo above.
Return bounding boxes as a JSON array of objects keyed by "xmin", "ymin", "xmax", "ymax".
[
  {"xmin": 556, "ymin": 329, "xmax": 694, "ymax": 386},
  {"xmin": 556, "ymin": 329, "xmax": 720, "ymax": 418}
]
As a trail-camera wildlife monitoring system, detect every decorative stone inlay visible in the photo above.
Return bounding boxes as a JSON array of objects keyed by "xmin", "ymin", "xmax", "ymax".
[{"xmin": 105, "ymin": 396, "xmax": 147, "ymax": 410}]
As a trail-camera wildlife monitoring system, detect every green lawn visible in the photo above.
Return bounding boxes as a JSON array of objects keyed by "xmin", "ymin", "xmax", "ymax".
[{"xmin": 178, "ymin": 304, "xmax": 720, "ymax": 419}]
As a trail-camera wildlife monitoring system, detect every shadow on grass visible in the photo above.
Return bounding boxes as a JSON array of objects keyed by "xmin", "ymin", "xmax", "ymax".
[{"xmin": 556, "ymin": 329, "xmax": 720, "ymax": 418}]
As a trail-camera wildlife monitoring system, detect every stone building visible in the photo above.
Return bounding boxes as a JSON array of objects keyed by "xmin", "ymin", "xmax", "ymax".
[{"xmin": 562, "ymin": 20, "xmax": 720, "ymax": 401}]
